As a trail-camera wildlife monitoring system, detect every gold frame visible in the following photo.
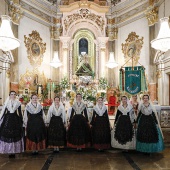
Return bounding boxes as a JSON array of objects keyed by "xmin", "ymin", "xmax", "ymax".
[
  {"xmin": 19, "ymin": 68, "xmax": 47, "ymax": 92},
  {"xmin": 24, "ymin": 30, "xmax": 46, "ymax": 67},
  {"xmin": 122, "ymin": 32, "xmax": 143, "ymax": 66}
]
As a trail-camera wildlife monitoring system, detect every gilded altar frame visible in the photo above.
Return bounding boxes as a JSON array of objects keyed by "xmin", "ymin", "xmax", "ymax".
[{"xmin": 24, "ymin": 30, "xmax": 46, "ymax": 67}]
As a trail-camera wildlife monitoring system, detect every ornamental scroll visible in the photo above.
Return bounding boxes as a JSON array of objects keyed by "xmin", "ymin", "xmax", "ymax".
[
  {"xmin": 122, "ymin": 32, "xmax": 143, "ymax": 66},
  {"xmin": 24, "ymin": 30, "xmax": 46, "ymax": 67}
]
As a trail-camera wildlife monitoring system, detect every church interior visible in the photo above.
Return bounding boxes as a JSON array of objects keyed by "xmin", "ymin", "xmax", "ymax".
[{"xmin": 0, "ymin": 0, "xmax": 170, "ymax": 169}]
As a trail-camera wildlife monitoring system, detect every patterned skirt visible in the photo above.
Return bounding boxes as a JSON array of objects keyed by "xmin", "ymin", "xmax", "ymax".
[
  {"xmin": 26, "ymin": 114, "xmax": 46, "ymax": 150},
  {"xmin": 0, "ymin": 113, "xmax": 24, "ymax": 153},
  {"xmin": 48, "ymin": 116, "xmax": 66, "ymax": 148},
  {"xmin": 67, "ymin": 114, "xmax": 91, "ymax": 148},
  {"xmin": 111, "ymin": 115, "xmax": 136, "ymax": 150},
  {"xmin": 92, "ymin": 116, "xmax": 110, "ymax": 149},
  {"xmin": 136, "ymin": 114, "xmax": 164, "ymax": 153}
]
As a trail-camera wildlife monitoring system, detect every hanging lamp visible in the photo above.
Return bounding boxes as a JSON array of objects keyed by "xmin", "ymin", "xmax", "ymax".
[
  {"xmin": 0, "ymin": 15, "xmax": 20, "ymax": 51},
  {"xmin": 151, "ymin": 0, "xmax": 170, "ymax": 52},
  {"xmin": 106, "ymin": 52, "xmax": 118, "ymax": 68},
  {"xmin": 50, "ymin": 51, "xmax": 62, "ymax": 68}
]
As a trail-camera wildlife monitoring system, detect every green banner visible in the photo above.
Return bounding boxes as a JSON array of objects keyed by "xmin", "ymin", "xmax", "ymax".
[{"xmin": 125, "ymin": 67, "xmax": 141, "ymax": 95}]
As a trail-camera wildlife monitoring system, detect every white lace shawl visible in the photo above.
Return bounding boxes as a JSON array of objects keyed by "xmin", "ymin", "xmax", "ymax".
[
  {"xmin": 46, "ymin": 102, "xmax": 66, "ymax": 124},
  {"xmin": 117, "ymin": 102, "xmax": 135, "ymax": 123},
  {"xmin": 0, "ymin": 97, "xmax": 21, "ymax": 120},
  {"xmin": 93, "ymin": 104, "xmax": 107, "ymax": 116},
  {"xmin": 72, "ymin": 102, "xmax": 86, "ymax": 115},
  {"xmin": 23, "ymin": 102, "xmax": 46, "ymax": 127}
]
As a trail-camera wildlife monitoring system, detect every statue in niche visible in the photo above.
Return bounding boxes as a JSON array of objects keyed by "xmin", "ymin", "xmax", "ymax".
[
  {"xmin": 79, "ymin": 38, "xmax": 88, "ymax": 55},
  {"xmin": 76, "ymin": 52, "xmax": 94, "ymax": 77}
]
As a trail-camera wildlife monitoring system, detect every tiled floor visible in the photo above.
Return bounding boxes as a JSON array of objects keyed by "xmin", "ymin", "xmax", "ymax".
[{"xmin": 0, "ymin": 148, "xmax": 169, "ymax": 170}]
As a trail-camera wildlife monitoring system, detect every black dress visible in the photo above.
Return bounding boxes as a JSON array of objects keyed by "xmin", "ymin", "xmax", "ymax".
[
  {"xmin": 91, "ymin": 109, "xmax": 110, "ymax": 149},
  {"xmin": 67, "ymin": 104, "xmax": 91, "ymax": 148},
  {"xmin": 0, "ymin": 104, "xmax": 24, "ymax": 153},
  {"xmin": 26, "ymin": 109, "xmax": 46, "ymax": 150},
  {"xmin": 114, "ymin": 110, "xmax": 134, "ymax": 145},
  {"xmin": 48, "ymin": 114, "xmax": 66, "ymax": 148}
]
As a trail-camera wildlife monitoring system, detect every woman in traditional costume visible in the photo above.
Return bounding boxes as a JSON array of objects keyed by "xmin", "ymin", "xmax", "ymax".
[
  {"xmin": 47, "ymin": 96, "xmax": 66, "ymax": 153},
  {"xmin": 67, "ymin": 93, "xmax": 91, "ymax": 151},
  {"xmin": 0, "ymin": 91, "xmax": 24, "ymax": 158},
  {"xmin": 111, "ymin": 96, "xmax": 136, "ymax": 150},
  {"xmin": 130, "ymin": 95, "xmax": 140, "ymax": 118},
  {"xmin": 23, "ymin": 94, "xmax": 46, "ymax": 155},
  {"xmin": 91, "ymin": 97, "xmax": 111, "ymax": 151},
  {"xmin": 136, "ymin": 94, "xmax": 164, "ymax": 153}
]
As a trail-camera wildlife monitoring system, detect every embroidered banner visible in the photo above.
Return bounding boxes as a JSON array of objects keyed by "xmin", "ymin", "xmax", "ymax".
[{"xmin": 119, "ymin": 66, "xmax": 147, "ymax": 95}]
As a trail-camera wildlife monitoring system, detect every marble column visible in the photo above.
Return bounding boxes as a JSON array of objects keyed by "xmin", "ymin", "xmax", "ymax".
[
  {"xmin": 98, "ymin": 37, "xmax": 109, "ymax": 78},
  {"xmin": 149, "ymin": 25, "xmax": 157, "ymax": 101},
  {"xmin": 60, "ymin": 37, "xmax": 71, "ymax": 80}
]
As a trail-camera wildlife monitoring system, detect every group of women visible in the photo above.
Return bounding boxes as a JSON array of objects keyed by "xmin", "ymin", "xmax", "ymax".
[{"xmin": 0, "ymin": 91, "xmax": 165, "ymax": 158}]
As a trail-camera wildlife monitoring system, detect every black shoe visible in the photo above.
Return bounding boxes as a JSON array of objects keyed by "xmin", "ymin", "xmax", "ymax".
[
  {"xmin": 32, "ymin": 151, "xmax": 38, "ymax": 155},
  {"xmin": 9, "ymin": 154, "xmax": 15, "ymax": 158}
]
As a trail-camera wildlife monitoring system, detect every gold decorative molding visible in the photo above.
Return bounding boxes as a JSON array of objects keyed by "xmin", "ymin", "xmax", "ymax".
[
  {"xmin": 9, "ymin": 2, "xmax": 23, "ymax": 25},
  {"xmin": 106, "ymin": 27, "xmax": 118, "ymax": 41},
  {"xmin": 145, "ymin": 6, "xmax": 158, "ymax": 26},
  {"xmin": 64, "ymin": 8, "xmax": 105, "ymax": 33},
  {"xmin": 59, "ymin": 1, "xmax": 109, "ymax": 13},
  {"xmin": 24, "ymin": 30, "xmax": 46, "ymax": 67},
  {"xmin": 122, "ymin": 32, "xmax": 144, "ymax": 66},
  {"xmin": 50, "ymin": 26, "xmax": 62, "ymax": 40},
  {"xmin": 19, "ymin": 68, "xmax": 47, "ymax": 91},
  {"xmin": 107, "ymin": 18, "xmax": 115, "ymax": 25}
]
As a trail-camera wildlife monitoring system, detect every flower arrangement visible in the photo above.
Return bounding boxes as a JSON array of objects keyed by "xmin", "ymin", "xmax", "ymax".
[
  {"xmin": 77, "ymin": 87, "xmax": 97, "ymax": 102},
  {"xmin": 59, "ymin": 77, "xmax": 70, "ymax": 90},
  {"xmin": 99, "ymin": 77, "xmax": 108, "ymax": 90}
]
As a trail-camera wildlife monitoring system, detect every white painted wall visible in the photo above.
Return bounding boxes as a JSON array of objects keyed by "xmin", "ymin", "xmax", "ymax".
[
  {"xmin": 18, "ymin": 16, "xmax": 52, "ymax": 80},
  {"xmin": 115, "ymin": 17, "xmax": 149, "ymax": 85},
  {"xmin": 156, "ymin": 0, "xmax": 170, "ymax": 105}
]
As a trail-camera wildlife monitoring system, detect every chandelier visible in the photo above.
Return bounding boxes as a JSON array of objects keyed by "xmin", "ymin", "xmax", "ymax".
[
  {"xmin": 50, "ymin": 51, "xmax": 62, "ymax": 68},
  {"xmin": 106, "ymin": 52, "xmax": 118, "ymax": 68},
  {"xmin": 0, "ymin": 15, "xmax": 20, "ymax": 51},
  {"xmin": 150, "ymin": 0, "xmax": 170, "ymax": 52}
]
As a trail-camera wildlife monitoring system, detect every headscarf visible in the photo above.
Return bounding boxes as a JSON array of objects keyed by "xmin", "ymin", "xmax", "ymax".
[
  {"xmin": 94, "ymin": 103, "xmax": 107, "ymax": 116},
  {"xmin": 118, "ymin": 96, "xmax": 133, "ymax": 115},
  {"xmin": 47, "ymin": 100, "xmax": 66, "ymax": 123},
  {"xmin": 72, "ymin": 96, "xmax": 86, "ymax": 114},
  {"xmin": 0, "ymin": 96, "xmax": 21, "ymax": 119}
]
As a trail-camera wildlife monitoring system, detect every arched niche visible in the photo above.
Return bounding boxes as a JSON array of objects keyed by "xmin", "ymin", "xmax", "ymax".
[{"xmin": 73, "ymin": 29, "xmax": 96, "ymax": 75}]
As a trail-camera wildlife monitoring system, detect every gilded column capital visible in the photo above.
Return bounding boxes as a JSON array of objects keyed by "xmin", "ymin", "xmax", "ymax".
[
  {"xmin": 106, "ymin": 27, "xmax": 118, "ymax": 41},
  {"xmin": 50, "ymin": 26, "xmax": 62, "ymax": 40},
  {"xmin": 9, "ymin": 1, "xmax": 23, "ymax": 25},
  {"xmin": 145, "ymin": 6, "xmax": 158, "ymax": 26}
]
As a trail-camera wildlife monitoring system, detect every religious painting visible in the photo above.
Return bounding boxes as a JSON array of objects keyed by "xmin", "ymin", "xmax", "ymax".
[
  {"xmin": 122, "ymin": 32, "xmax": 143, "ymax": 66},
  {"xmin": 24, "ymin": 30, "xmax": 46, "ymax": 67},
  {"xmin": 31, "ymin": 42, "xmax": 40, "ymax": 56}
]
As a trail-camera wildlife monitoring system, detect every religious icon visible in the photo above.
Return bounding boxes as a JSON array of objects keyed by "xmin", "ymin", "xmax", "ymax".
[{"xmin": 31, "ymin": 43, "xmax": 40, "ymax": 56}]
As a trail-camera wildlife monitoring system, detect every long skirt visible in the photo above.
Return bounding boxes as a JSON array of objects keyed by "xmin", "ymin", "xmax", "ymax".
[
  {"xmin": 48, "ymin": 116, "xmax": 66, "ymax": 148},
  {"xmin": 0, "ymin": 113, "xmax": 24, "ymax": 154},
  {"xmin": 26, "ymin": 114, "xmax": 46, "ymax": 151},
  {"xmin": 92, "ymin": 116, "xmax": 110, "ymax": 149},
  {"xmin": 111, "ymin": 115, "xmax": 136, "ymax": 150},
  {"xmin": 67, "ymin": 114, "xmax": 91, "ymax": 148},
  {"xmin": 136, "ymin": 114, "xmax": 164, "ymax": 153}
]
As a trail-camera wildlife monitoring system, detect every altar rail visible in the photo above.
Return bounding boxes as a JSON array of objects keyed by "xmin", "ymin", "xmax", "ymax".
[{"xmin": 159, "ymin": 106, "xmax": 170, "ymax": 128}]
